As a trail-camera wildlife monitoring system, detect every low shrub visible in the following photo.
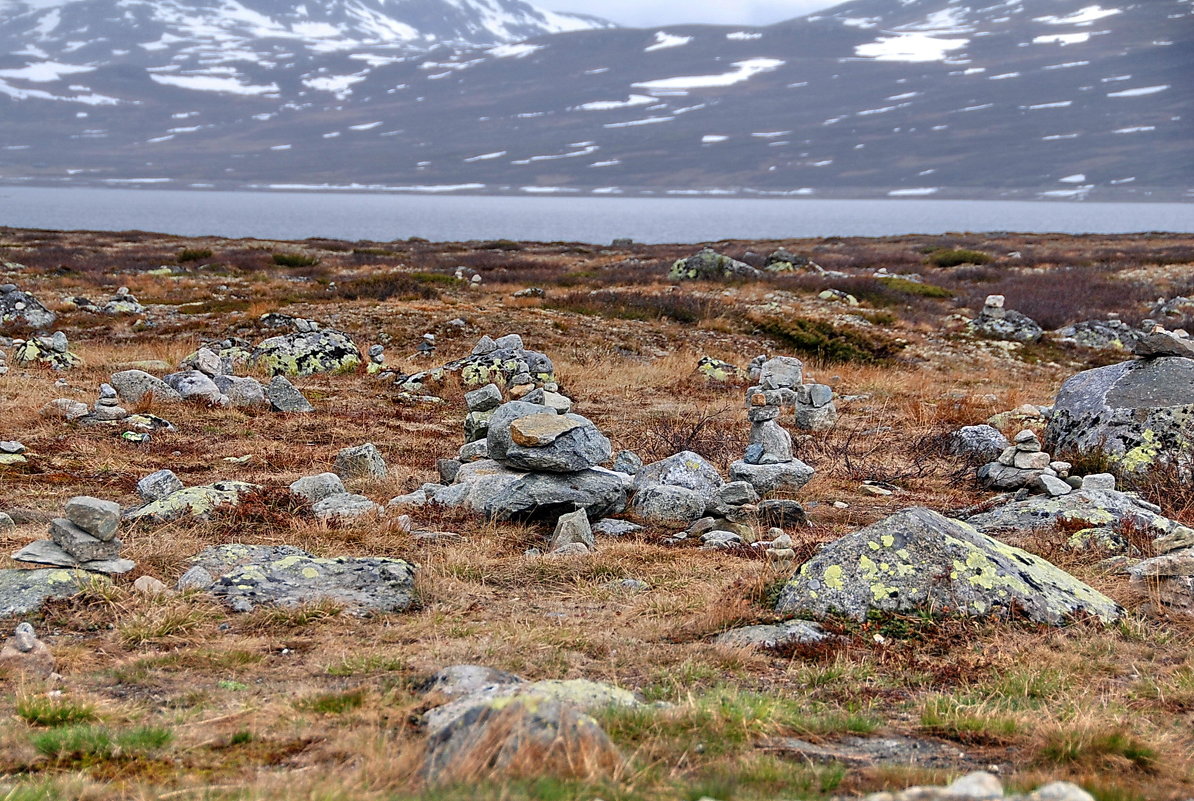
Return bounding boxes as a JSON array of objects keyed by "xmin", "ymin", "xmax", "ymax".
[
  {"xmin": 272, "ymin": 252, "xmax": 321, "ymax": 268},
  {"xmin": 747, "ymin": 313, "xmax": 905, "ymax": 364},
  {"xmin": 544, "ymin": 290, "xmax": 721, "ymax": 324},
  {"xmin": 335, "ymin": 272, "xmax": 440, "ymax": 302},
  {"xmin": 926, "ymin": 248, "xmax": 994, "ymax": 267},
  {"xmin": 177, "ymin": 247, "xmax": 213, "ymax": 263}
]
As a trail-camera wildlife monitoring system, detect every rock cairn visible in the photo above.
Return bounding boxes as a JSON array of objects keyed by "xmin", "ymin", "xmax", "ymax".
[
  {"xmin": 71, "ymin": 286, "xmax": 145, "ymax": 315},
  {"xmin": 977, "ymin": 429, "xmax": 1078, "ymax": 496},
  {"xmin": 397, "ymin": 333, "xmax": 555, "ymax": 400},
  {"xmin": 0, "ymin": 345, "xmax": 8, "ymax": 375},
  {"xmin": 730, "ymin": 357, "xmax": 817, "ymax": 495},
  {"xmin": 13, "ymin": 496, "xmax": 135, "ymax": 574},
  {"xmin": 969, "ymin": 294, "xmax": 1044, "ymax": 343}
]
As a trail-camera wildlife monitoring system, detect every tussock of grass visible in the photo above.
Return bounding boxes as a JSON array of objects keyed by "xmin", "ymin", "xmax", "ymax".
[{"xmin": 16, "ymin": 696, "xmax": 99, "ymax": 728}]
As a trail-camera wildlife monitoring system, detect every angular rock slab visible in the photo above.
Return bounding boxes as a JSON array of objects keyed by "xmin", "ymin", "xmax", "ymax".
[
  {"xmin": 186, "ymin": 544, "xmax": 416, "ymax": 614},
  {"xmin": 730, "ymin": 459, "xmax": 815, "ymax": 495},
  {"xmin": 776, "ymin": 507, "xmax": 1122, "ymax": 625},
  {"xmin": 12, "ymin": 540, "xmax": 134, "ymax": 574},
  {"xmin": 0, "ymin": 568, "xmax": 105, "ymax": 617},
  {"xmin": 632, "ymin": 451, "xmax": 724, "ymax": 498},
  {"xmin": 1045, "ymin": 356, "xmax": 1194, "ymax": 469},
  {"xmin": 964, "ymin": 488, "xmax": 1194, "ymax": 554},
  {"xmin": 438, "ymin": 460, "xmax": 626, "ymax": 522},
  {"xmin": 713, "ymin": 620, "xmax": 830, "ymax": 650}
]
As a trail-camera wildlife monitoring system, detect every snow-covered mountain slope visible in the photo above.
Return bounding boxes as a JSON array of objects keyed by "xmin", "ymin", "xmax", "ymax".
[{"xmin": 0, "ymin": 0, "xmax": 1189, "ymax": 199}]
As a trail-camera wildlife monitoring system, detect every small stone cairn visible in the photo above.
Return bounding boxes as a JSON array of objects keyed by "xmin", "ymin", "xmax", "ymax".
[
  {"xmin": 969, "ymin": 294, "xmax": 1044, "ymax": 343},
  {"xmin": 13, "ymin": 496, "xmax": 135, "ymax": 574},
  {"xmin": 977, "ymin": 429, "xmax": 1091, "ymax": 497},
  {"xmin": 728, "ymin": 357, "xmax": 817, "ymax": 495}
]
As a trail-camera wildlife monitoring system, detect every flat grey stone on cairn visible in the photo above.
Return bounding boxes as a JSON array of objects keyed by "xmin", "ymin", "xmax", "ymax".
[
  {"xmin": 64, "ymin": 496, "xmax": 121, "ymax": 541},
  {"xmin": 12, "ymin": 495, "xmax": 134, "ymax": 574},
  {"xmin": 465, "ymin": 383, "xmax": 503, "ymax": 413},
  {"xmin": 334, "ymin": 443, "xmax": 388, "ymax": 479}
]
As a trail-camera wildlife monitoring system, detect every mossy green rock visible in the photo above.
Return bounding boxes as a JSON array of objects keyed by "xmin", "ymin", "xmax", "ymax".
[
  {"xmin": 125, "ymin": 481, "xmax": 258, "ymax": 524},
  {"xmin": 776, "ymin": 507, "xmax": 1122, "ymax": 625},
  {"xmin": 252, "ymin": 330, "xmax": 361, "ymax": 377},
  {"xmin": 187, "ymin": 544, "xmax": 416, "ymax": 614},
  {"xmin": 696, "ymin": 356, "xmax": 747, "ymax": 382},
  {"xmin": 1045, "ymin": 356, "xmax": 1194, "ymax": 470},
  {"xmin": 13, "ymin": 338, "xmax": 82, "ymax": 370},
  {"xmin": 423, "ymin": 678, "xmax": 640, "ymax": 737},
  {"xmin": 0, "ymin": 568, "xmax": 103, "ymax": 618}
]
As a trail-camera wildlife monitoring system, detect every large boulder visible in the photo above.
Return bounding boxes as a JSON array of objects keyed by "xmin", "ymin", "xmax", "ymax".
[
  {"xmin": 110, "ymin": 370, "xmax": 183, "ymax": 405},
  {"xmin": 252, "ymin": 329, "xmax": 362, "ymax": 377},
  {"xmin": 183, "ymin": 544, "xmax": 415, "ymax": 614},
  {"xmin": 1045, "ymin": 357, "xmax": 1194, "ymax": 469},
  {"xmin": 776, "ymin": 507, "xmax": 1122, "ymax": 625},
  {"xmin": 963, "ymin": 488, "xmax": 1194, "ymax": 554},
  {"xmin": 668, "ymin": 249, "xmax": 760, "ymax": 281},
  {"xmin": 0, "ymin": 285, "xmax": 56, "ymax": 329},
  {"xmin": 630, "ymin": 485, "xmax": 707, "ymax": 524}
]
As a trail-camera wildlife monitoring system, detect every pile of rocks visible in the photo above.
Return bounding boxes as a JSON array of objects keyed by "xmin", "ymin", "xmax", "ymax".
[
  {"xmin": 969, "ymin": 294, "xmax": 1043, "ymax": 343},
  {"xmin": 1054, "ymin": 317, "xmax": 1144, "ymax": 351},
  {"xmin": 13, "ymin": 496, "xmax": 135, "ymax": 574},
  {"xmin": 976, "ymin": 429, "xmax": 1079, "ymax": 495},
  {"xmin": 0, "ymin": 345, "xmax": 8, "ymax": 375},
  {"xmin": 252, "ymin": 319, "xmax": 363, "ymax": 377},
  {"xmin": 428, "ymin": 393, "xmax": 626, "ymax": 523},
  {"xmin": 366, "ymin": 344, "xmax": 387, "ymax": 375},
  {"xmin": 288, "ymin": 443, "xmax": 387, "ymax": 521},
  {"xmin": 71, "ymin": 286, "xmax": 145, "ymax": 316},
  {"xmin": 730, "ymin": 356, "xmax": 817, "ymax": 494},
  {"xmin": 154, "ymin": 347, "xmax": 313, "ymax": 412},
  {"xmin": 0, "ymin": 440, "xmax": 26, "ymax": 468},
  {"xmin": 12, "ymin": 332, "xmax": 82, "ymax": 370},
  {"xmin": 397, "ymin": 334, "xmax": 555, "ymax": 398},
  {"xmin": 0, "ymin": 282, "xmax": 56, "ymax": 328},
  {"xmin": 126, "ymin": 474, "xmax": 258, "ymax": 524}
]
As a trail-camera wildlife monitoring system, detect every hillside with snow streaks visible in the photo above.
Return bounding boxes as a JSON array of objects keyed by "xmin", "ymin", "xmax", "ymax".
[{"xmin": 0, "ymin": 0, "xmax": 1189, "ymax": 199}]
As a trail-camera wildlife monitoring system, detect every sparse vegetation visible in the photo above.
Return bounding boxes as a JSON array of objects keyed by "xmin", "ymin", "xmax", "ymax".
[{"xmin": 0, "ymin": 227, "xmax": 1191, "ymax": 800}]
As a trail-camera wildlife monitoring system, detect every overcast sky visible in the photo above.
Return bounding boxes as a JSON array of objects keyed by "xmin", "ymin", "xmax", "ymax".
[{"xmin": 549, "ymin": 0, "xmax": 843, "ymax": 28}]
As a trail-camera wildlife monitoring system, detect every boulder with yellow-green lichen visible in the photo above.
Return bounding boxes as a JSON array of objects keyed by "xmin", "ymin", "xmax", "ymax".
[
  {"xmin": 0, "ymin": 568, "xmax": 104, "ymax": 618},
  {"xmin": 12, "ymin": 333, "xmax": 82, "ymax": 370},
  {"xmin": 696, "ymin": 356, "xmax": 747, "ymax": 383},
  {"xmin": 252, "ymin": 329, "xmax": 362, "ymax": 377},
  {"xmin": 397, "ymin": 336, "xmax": 555, "ymax": 393},
  {"xmin": 963, "ymin": 488, "xmax": 1194, "ymax": 554},
  {"xmin": 776, "ymin": 507, "xmax": 1122, "ymax": 625},
  {"xmin": 124, "ymin": 481, "xmax": 258, "ymax": 524},
  {"xmin": 1045, "ymin": 356, "xmax": 1194, "ymax": 470},
  {"xmin": 182, "ymin": 544, "xmax": 416, "ymax": 614}
]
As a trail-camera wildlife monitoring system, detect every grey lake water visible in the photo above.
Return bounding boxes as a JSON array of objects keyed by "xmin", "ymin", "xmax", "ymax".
[{"xmin": 1, "ymin": 186, "xmax": 1192, "ymax": 243}]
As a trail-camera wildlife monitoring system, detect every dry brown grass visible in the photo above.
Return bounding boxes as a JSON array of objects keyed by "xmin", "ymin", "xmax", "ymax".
[{"xmin": 0, "ymin": 229, "xmax": 1192, "ymax": 800}]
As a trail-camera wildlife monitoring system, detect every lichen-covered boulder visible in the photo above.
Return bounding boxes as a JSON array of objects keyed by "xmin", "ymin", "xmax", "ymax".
[
  {"xmin": 12, "ymin": 334, "xmax": 81, "ymax": 370},
  {"xmin": 252, "ymin": 329, "xmax": 362, "ymax": 377},
  {"xmin": 668, "ymin": 248, "xmax": 760, "ymax": 281},
  {"xmin": 0, "ymin": 568, "xmax": 102, "ymax": 618},
  {"xmin": 963, "ymin": 489, "xmax": 1194, "ymax": 554},
  {"xmin": 0, "ymin": 285, "xmax": 56, "ymax": 329},
  {"xmin": 423, "ymin": 678, "xmax": 641, "ymax": 737},
  {"xmin": 1045, "ymin": 357, "xmax": 1194, "ymax": 470},
  {"xmin": 776, "ymin": 507, "xmax": 1122, "ymax": 625},
  {"xmin": 183, "ymin": 544, "xmax": 415, "ymax": 614},
  {"xmin": 696, "ymin": 356, "xmax": 747, "ymax": 382},
  {"xmin": 1055, "ymin": 319, "xmax": 1144, "ymax": 351},
  {"xmin": 399, "ymin": 344, "xmax": 555, "ymax": 393},
  {"xmin": 125, "ymin": 481, "xmax": 258, "ymax": 524},
  {"xmin": 182, "ymin": 338, "xmax": 254, "ymax": 374}
]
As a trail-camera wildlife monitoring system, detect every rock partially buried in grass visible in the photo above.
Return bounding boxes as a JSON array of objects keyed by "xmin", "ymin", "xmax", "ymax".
[
  {"xmin": 0, "ymin": 622, "xmax": 55, "ymax": 679},
  {"xmin": 125, "ymin": 481, "xmax": 259, "ymax": 524},
  {"xmin": 265, "ymin": 375, "xmax": 314, "ymax": 412},
  {"xmin": 712, "ymin": 620, "xmax": 831, "ymax": 650},
  {"xmin": 184, "ymin": 544, "xmax": 416, "ymax": 614},
  {"xmin": 0, "ymin": 568, "xmax": 104, "ymax": 618},
  {"xmin": 136, "ymin": 470, "xmax": 184, "ymax": 502},
  {"xmin": 776, "ymin": 507, "xmax": 1123, "ymax": 625},
  {"xmin": 334, "ymin": 443, "xmax": 388, "ymax": 480}
]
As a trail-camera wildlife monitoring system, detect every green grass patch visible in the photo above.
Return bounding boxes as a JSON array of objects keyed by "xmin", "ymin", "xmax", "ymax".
[
  {"xmin": 31, "ymin": 725, "xmax": 173, "ymax": 764},
  {"xmin": 747, "ymin": 313, "xmax": 905, "ymax": 364},
  {"xmin": 1035, "ymin": 725, "xmax": 1157, "ymax": 771},
  {"xmin": 272, "ymin": 252, "xmax": 321, "ymax": 268},
  {"xmin": 925, "ymin": 248, "xmax": 994, "ymax": 267},
  {"xmin": 295, "ymin": 688, "xmax": 366, "ymax": 715},
  {"xmin": 16, "ymin": 696, "xmax": 99, "ymax": 728},
  {"xmin": 919, "ymin": 696, "xmax": 1022, "ymax": 744},
  {"xmin": 177, "ymin": 247, "xmax": 213, "ymax": 263}
]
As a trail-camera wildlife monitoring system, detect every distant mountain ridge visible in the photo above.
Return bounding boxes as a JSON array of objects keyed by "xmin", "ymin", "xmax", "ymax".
[{"xmin": 0, "ymin": 0, "xmax": 1190, "ymax": 200}]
